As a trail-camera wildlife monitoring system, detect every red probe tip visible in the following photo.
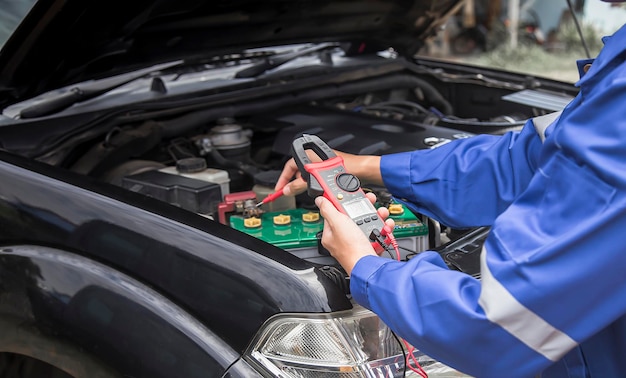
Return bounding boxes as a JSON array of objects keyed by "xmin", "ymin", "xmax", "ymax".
[{"xmin": 256, "ymin": 188, "xmax": 285, "ymax": 207}]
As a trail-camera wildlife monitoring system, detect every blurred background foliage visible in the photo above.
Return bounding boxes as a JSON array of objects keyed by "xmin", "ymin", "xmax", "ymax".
[
  {"xmin": 463, "ymin": 21, "xmax": 604, "ymax": 82},
  {"xmin": 418, "ymin": 0, "xmax": 625, "ymax": 83}
]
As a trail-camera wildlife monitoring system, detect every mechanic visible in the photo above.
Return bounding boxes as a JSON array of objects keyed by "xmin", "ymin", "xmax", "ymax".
[{"xmin": 275, "ymin": 19, "xmax": 626, "ymax": 378}]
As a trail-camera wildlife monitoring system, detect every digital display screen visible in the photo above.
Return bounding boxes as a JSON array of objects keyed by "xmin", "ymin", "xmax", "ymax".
[{"xmin": 342, "ymin": 200, "xmax": 374, "ymax": 219}]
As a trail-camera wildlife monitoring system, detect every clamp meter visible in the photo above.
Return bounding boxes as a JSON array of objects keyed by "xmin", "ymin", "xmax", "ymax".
[{"xmin": 291, "ymin": 134, "xmax": 386, "ymax": 244}]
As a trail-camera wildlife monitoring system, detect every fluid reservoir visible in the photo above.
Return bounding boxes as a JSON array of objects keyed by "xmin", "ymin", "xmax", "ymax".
[
  {"xmin": 160, "ymin": 157, "xmax": 230, "ymax": 198},
  {"xmin": 253, "ymin": 170, "xmax": 295, "ymax": 212}
]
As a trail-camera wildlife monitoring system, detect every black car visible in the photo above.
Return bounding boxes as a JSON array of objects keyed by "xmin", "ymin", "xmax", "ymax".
[{"xmin": 0, "ymin": 1, "xmax": 579, "ymax": 377}]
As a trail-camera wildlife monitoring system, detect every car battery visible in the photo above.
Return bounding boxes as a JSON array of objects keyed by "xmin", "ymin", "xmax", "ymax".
[
  {"xmin": 385, "ymin": 203, "xmax": 429, "ymax": 259},
  {"xmin": 229, "ymin": 208, "xmax": 333, "ymax": 264},
  {"xmin": 230, "ymin": 204, "xmax": 428, "ymax": 265}
]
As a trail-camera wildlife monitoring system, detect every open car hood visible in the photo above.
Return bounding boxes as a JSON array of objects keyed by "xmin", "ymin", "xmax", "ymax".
[{"xmin": 0, "ymin": 0, "xmax": 463, "ymax": 106}]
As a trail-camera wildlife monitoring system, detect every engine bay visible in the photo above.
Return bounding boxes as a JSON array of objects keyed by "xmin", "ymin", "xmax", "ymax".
[
  {"xmin": 1, "ymin": 63, "xmax": 577, "ymax": 281},
  {"xmin": 73, "ymin": 74, "xmax": 575, "ymax": 279},
  {"xmin": 113, "ymin": 103, "xmax": 458, "ymax": 263},
  {"xmin": 94, "ymin": 92, "xmax": 523, "ymax": 276}
]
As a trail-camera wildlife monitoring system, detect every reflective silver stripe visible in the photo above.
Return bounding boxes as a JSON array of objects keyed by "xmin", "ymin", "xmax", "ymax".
[
  {"xmin": 478, "ymin": 246, "xmax": 577, "ymax": 361},
  {"xmin": 531, "ymin": 111, "xmax": 562, "ymax": 143}
]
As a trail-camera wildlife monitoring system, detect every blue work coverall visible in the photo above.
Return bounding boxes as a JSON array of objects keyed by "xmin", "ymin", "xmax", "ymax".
[{"xmin": 350, "ymin": 24, "xmax": 626, "ymax": 377}]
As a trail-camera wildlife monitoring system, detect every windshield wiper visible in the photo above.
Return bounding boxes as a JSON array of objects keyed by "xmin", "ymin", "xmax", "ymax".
[
  {"xmin": 234, "ymin": 43, "xmax": 339, "ymax": 79},
  {"xmin": 19, "ymin": 61, "xmax": 182, "ymax": 119}
]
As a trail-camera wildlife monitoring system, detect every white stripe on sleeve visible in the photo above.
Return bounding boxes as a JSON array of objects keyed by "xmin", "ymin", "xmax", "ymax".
[{"xmin": 478, "ymin": 246, "xmax": 578, "ymax": 361}]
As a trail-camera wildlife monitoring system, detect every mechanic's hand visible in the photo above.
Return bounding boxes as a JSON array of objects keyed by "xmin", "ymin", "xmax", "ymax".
[
  {"xmin": 274, "ymin": 150, "xmax": 383, "ymax": 196},
  {"xmin": 315, "ymin": 192, "xmax": 394, "ymax": 276},
  {"xmin": 275, "ymin": 148, "xmax": 336, "ymax": 196},
  {"xmin": 274, "ymin": 156, "xmax": 309, "ymax": 196}
]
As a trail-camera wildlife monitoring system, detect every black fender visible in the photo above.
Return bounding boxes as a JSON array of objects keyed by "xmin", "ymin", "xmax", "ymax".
[
  {"xmin": 0, "ymin": 151, "xmax": 352, "ymax": 355},
  {"xmin": 0, "ymin": 245, "xmax": 247, "ymax": 378},
  {"xmin": 0, "ymin": 316, "xmax": 119, "ymax": 377}
]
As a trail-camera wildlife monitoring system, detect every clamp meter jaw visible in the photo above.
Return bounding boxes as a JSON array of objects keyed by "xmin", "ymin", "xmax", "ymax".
[{"xmin": 291, "ymin": 134, "xmax": 386, "ymax": 244}]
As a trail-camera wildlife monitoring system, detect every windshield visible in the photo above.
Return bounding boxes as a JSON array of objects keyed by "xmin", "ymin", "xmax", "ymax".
[{"xmin": 0, "ymin": 0, "xmax": 37, "ymax": 50}]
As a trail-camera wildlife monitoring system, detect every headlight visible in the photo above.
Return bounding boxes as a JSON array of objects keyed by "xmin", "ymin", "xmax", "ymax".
[{"xmin": 245, "ymin": 304, "xmax": 470, "ymax": 377}]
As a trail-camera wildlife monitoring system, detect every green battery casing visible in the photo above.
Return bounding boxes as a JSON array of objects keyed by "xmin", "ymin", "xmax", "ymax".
[
  {"xmin": 230, "ymin": 208, "xmax": 324, "ymax": 250},
  {"xmin": 387, "ymin": 205, "xmax": 429, "ymax": 238},
  {"xmin": 230, "ymin": 204, "xmax": 427, "ymax": 251}
]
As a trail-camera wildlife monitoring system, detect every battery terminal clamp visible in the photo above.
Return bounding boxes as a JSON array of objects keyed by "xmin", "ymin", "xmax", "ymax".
[{"xmin": 290, "ymin": 134, "xmax": 395, "ymax": 256}]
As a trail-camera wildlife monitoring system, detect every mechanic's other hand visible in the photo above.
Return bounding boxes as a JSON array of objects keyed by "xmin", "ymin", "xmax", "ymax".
[
  {"xmin": 275, "ymin": 150, "xmax": 382, "ymax": 196},
  {"xmin": 275, "ymin": 148, "xmax": 332, "ymax": 196},
  {"xmin": 315, "ymin": 194, "xmax": 394, "ymax": 276},
  {"xmin": 274, "ymin": 157, "xmax": 308, "ymax": 196}
]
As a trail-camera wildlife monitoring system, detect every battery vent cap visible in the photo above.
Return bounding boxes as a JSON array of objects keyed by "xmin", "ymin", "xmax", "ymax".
[
  {"xmin": 302, "ymin": 212, "xmax": 320, "ymax": 223},
  {"xmin": 273, "ymin": 214, "xmax": 291, "ymax": 226},
  {"xmin": 389, "ymin": 204, "xmax": 405, "ymax": 215},
  {"xmin": 244, "ymin": 217, "xmax": 262, "ymax": 228}
]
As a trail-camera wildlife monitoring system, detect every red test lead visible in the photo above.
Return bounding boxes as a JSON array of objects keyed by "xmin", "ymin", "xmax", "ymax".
[{"xmin": 255, "ymin": 188, "xmax": 285, "ymax": 207}]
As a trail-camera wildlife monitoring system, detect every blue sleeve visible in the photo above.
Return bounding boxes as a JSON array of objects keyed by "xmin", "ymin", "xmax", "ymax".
[
  {"xmin": 352, "ymin": 25, "xmax": 626, "ymax": 378},
  {"xmin": 380, "ymin": 121, "xmax": 542, "ymax": 228}
]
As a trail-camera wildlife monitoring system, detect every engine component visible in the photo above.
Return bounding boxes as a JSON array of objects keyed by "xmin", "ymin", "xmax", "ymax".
[
  {"xmin": 195, "ymin": 118, "xmax": 253, "ymax": 161},
  {"xmin": 101, "ymin": 160, "xmax": 167, "ymax": 186},
  {"xmin": 502, "ymin": 89, "xmax": 574, "ymax": 112},
  {"xmin": 71, "ymin": 121, "xmax": 162, "ymax": 176},
  {"xmin": 159, "ymin": 157, "xmax": 231, "ymax": 198},
  {"xmin": 258, "ymin": 105, "xmax": 471, "ymax": 157},
  {"xmin": 431, "ymin": 226, "xmax": 489, "ymax": 279},
  {"xmin": 191, "ymin": 119, "xmax": 258, "ymax": 192},
  {"xmin": 121, "ymin": 170, "xmax": 222, "ymax": 216}
]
